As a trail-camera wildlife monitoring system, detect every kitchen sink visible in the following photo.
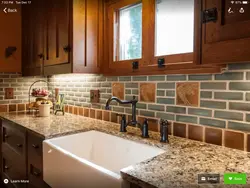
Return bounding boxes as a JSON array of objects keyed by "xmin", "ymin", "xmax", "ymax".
[{"xmin": 43, "ymin": 130, "xmax": 165, "ymax": 188}]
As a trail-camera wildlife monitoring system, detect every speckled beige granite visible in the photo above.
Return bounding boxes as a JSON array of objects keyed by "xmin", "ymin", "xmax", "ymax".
[{"xmin": 0, "ymin": 112, "xmax": 250, "ymax": 188}]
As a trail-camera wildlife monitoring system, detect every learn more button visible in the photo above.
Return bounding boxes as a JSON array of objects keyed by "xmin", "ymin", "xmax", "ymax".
[{"xmin": 224, "ymin": 173, "xmax": 247, "ymax": 184}]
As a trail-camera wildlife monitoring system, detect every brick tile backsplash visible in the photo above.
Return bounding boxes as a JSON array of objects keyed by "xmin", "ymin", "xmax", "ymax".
[{"xmin": 2, "ymin": 63, "xmax": 250, "ymax": 151}]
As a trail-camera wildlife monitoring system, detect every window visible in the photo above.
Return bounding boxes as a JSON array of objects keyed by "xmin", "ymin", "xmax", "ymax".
[
  {"xmin": 155, "ymin": 0, "xmax": 194, "ymax": 56},
  {"xmin": 113, "ymin": 2, "xmax": 142, "ymax": 61}
]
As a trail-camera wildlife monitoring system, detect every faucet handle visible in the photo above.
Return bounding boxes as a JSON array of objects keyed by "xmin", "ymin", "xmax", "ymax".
[{"xmin": 160, "ymin": 118, "xmax": 168, "ymax": 126}]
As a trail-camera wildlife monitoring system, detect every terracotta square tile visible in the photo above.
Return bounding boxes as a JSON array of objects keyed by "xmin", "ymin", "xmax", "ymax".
[
  {"xmin": 140, "ymin": 83, "xmax": 156, "ymax": 103},
  {"xmin": 84, "ymin": 108, "xmax": 89, "ymax": 117},
  {"xmin": 65, "ymin": 105, "xmax": 69, "ymax": 113},
  {"xmin": 127, "ymin": 115, "xmax": 132, "ymax": 122},
  {"xmin": 205, "ymin": 127, "xmax": 222, "ymax": 146},
  {"xmin": 0, "ymin": 105, "xmax": 8, "ymax": 112},
  {"xmin": 168, "ymin": 123, "xmax": 172, "ymax": 135},
  {"xmin": 111, "ymin": 112, "xmax": 118, "ymax": 123},
  {"xmin": 173, "ymin": 123, "xmax": 186, "ymax": 138},
  {"xmin": 90, "ymin": 109, "xmax": 95, "ymax": 119},
  {"xmin": 224, "ymin": 130, "xmax": 244, "ymax": 151},
  {"xmin": 79, "ymin": 107, "xmax": 84, "ymax": 116},
  {"xmin": 9, "ymin": 104, "xmax": 16, "ymax": 112},
  {"xmin": 26, "ymin": 103, "xmax": 29, "ymax": 111},
  {"xmin": 112, "ymin": 83, "xmax": 124, "ymax": 100},
  {"xmin": 247, "ymin": 134, "xmax": 250, "ymax": 152},
  {"xmin": 103, "ymin": 111, "xmax": 110, "ymax": 122},
  {"xmin": 176, "ymin": 82, "xmax": 199, "ymax": 107},
  {"xmin": 68, "ymin": 106, "xmax": 73, "ymax": 114},
  {"xmin": 138, "ymin": 117, "xmax": 159, "ymax": 132},
  {"xmin": 17, "ymin": 104, "xmax": 25, "ymax": 111},
  {"xmin": 73, "ymin": 107, "xmax": 79, "ymax": 115},
  {"xmin": 96, "ymin": 110, "xmax": 102, "ymax": 120},
  {"xmin": 188, "ymin": 124, "xmax": 203, "ymax": 142}
]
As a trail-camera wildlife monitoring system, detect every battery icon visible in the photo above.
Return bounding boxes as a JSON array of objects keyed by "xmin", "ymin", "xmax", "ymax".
[{"xmin": 242, "ymin": 1, "xmax": 248, "ymax": 4}]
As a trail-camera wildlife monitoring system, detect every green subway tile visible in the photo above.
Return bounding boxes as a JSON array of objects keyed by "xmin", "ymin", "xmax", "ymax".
[
  {"xmin": 125, "ymin": 83, "xmax": 138, "ymax": 88},
  {"xmin": 113, "ymin": 106, "xmax": 125, "ymax": 113},
  {"xmin": 229, "ymin": 82, "xmax": 250, "ymax": 91},
  {"xmin": 140, "ymin": 110, "xmax": 155, "ymax": 117},
  {"xmin": 229, "ymin": 102, "xmax": 250, "ymax": 111},
  {"xmin": 125, "ymin": 96, "xmax": 138, "ymax": 100},
  {"xmin": 200, "ymin": 118, "xmax": 226, "ymax": 128},
  {"xmin": 167, "ymin": 75, "xmax": 186, "ymax": 81},
  {"xmin": 200, "ymin": 100, "xmax": 226, "ymax": 109},
  {"xmin": 157, "ymin": 90, "xmax": 165, "ymax": 96},
  {"xmin": 156, "ymin": 112, "xmax": 175, "ymax": 121},
  {"xmin": 228, "ymin": 121, "xmax": 250, "ymax": 132},
  {"xmin": 166, "ymin": 106, "xmax": 186, "ymax": 114},
  {"xmin": 214, "ymin": 92, "xmax": 243, "ymax": 100},
  {"xmin": 176, "ymin": 115, "xmax": 197, "ymax": 124},
  {"xmin": 215, "ymin": 72, "xmax": 243, "ymax": 80},
  {"xmin": 246, "ymin": 114, "xmax": 250, "ymax": 122},
  {"xmin": 100, "ymin": 94, "xmax": 112, "ymax": 99},
  {"xmin": 166, "ymin": 90, "xmax": 175, "ymax": 97},
  {"xmin": 148, "ymin": 104, "xmax": 165, "ymax": 111},
  {"xmin": 157, "ymin": 83, "xmax": 175, "ymax": 89},
  {"xmin": 200, "ymin": 91, "xmax": 212, "ymax": 99},
  {"xmin": 132, "ymin": 89, "xmax": 139, "ymax": 95},
  {"xmin": 125, "ymin": 89, "xmax": 131, "ymax": 95},
  {"xmin": 246, "ymin": 93, "xmax": 250, "ymax": 101},
  {"xmin": 157, "ymin": 98, "xmax": 175, "ymax": 105},
  {"xmin": 137, "ymin": 103, "xmax": 147, "ymax": 109},
  {"xmin": 201, "ymin": 82, "xmax": 227, "ymax": 90},
  {"xmin": 188, "ymin": 74, "xmax": 212, "ymax": 80},
  {"xmin": 214, "ymin": 110, "xmax": 243, "ymax": 121},
  {"xmin": 96, "ymin": 76, "xmax": 107, "ymax": 82},
  {"xmin": 107, "ymin": 77, "xmax": 118, "ymax": 81},
  {"xmin": 148, "ymin": 75, "xmax": 165, "ymax": 81},
  {"xmin": 246, "ymin": 72, "xmax": 250, "ymax": 80},
  {"xmin": 188, "ymin": 108, "xmax": 212, "ymax": 117},
  {"xmin": 125, "ymin": 108, "xmax": 139, "ymax": 114},
  {"xmin": 119, "ymin": 76, "xmax": 131, "ymax": 81},
  {"xmin": 132, "ymin": 76, "xmax": 147, "ymax": 81},
  {"xmin": 101, "ymin": 83, "xmax": 111, "ymax": 87},
  {"xmin": 228, "ymin": 63, "xmax": 250, "ymax": 70}
]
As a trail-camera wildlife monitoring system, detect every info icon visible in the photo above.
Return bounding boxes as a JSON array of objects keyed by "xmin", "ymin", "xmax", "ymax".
[{"xmin": 3, "ymin": 179, "xmax": 9, "ymax": 184}]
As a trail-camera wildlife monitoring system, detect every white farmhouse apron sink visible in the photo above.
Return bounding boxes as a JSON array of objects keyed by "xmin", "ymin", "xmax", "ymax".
[{"xmin": 43, "ymin": 130, "xmax": 165, "ymax": 188}]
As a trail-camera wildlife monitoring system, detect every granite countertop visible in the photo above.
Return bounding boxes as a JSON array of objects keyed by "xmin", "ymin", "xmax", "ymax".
[{"xmin": 0, "ymin": 112, "xmax": 250, "ymax": 188}]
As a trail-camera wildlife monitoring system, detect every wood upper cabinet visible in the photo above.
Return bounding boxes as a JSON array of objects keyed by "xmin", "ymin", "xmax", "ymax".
[
  {"xmin": 72, "ymin": 0, "xmax": 103, "ymax": 74},
  {"xmin": 0, "ymin": 4, "xmax": 21, "ymax": 73},
  {"xmin": 22, "ymin": 0, "xmax": 44, "ymax": 76},
  {"xmin": 199, "ymin": 0, "xmax": 250, "ymax": 64},
  {"xmin": 22, "ymin": 0, "xmax": 103, "ymax": 76}
]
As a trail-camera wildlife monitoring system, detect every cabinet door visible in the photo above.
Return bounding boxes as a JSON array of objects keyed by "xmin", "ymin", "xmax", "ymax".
[
  {"xmin": 22, "ymin": 1, "xmax": 44, "ymax": 76},
  {"xmin": 73, "ymin": 0, "xmax": 103, "ymax": 73},
  {"xmin": 201, "ymin": 0, "xmax": 250, "ymax": 64},
  {"xmin": 44, "ymin": 0, "xmax": 70, "ymax": 67},
  {"xmin": 0, "ymin": 4, "xmax": 21, "ymax": 73}
]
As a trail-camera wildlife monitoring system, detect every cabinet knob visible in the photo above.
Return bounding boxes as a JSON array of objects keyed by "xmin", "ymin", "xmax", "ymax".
[
  {"xmin": 33, "ymin": 171, "xmax": 41, "ymax": 177},
  {"xmin": 32, "ymin": 144, "xmax": 39, "ymax": 149},
  {"xmin": 4, "ymin": 134, "xmax": 9, "ymax": 138},
  {"xmin": 63, "ymin": 45, "xmax": 71, "ymax": 53},
  {"xmin": 4, "ymin": 165, "xmax": 9, "ymax": 170},
  {"xmin": 38, "ymin": 53, "xmax": 44, "ymax": 59},
  {"xmin": 16, "ymin": 144, "xmax": 22, "ymax": 148}
]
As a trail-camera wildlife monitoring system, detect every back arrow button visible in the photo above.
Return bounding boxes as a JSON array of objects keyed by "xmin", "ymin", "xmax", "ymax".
[{"xmin": 3, "ymin": 8, "xmax": 7, "ymax": 14}]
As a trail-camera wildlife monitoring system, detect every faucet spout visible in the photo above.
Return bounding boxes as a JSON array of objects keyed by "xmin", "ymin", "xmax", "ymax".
[{"xmin": 105, "ymin": 96, "xmax": 138, "ymax": 125}]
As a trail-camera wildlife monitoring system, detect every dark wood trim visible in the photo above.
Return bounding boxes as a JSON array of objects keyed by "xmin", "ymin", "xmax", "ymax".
[{"xmin": 193, "ymin": 0, "xmax": 202, "ymax": 65}]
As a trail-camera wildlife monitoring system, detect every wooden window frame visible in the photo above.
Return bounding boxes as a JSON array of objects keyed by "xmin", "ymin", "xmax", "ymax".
[
  {"xmin": 107, "ymin": 0, "xmax": 145, "ymax": 70},
  {"xmin": 104, "ymin": 0, "xmax": 224, "ymax": 75}
]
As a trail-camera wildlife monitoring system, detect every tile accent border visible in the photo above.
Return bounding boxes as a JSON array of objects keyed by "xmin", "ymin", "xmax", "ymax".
[{"xmin": 65, "ymin": 104, "xmax": 249, "ymax": 152}]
